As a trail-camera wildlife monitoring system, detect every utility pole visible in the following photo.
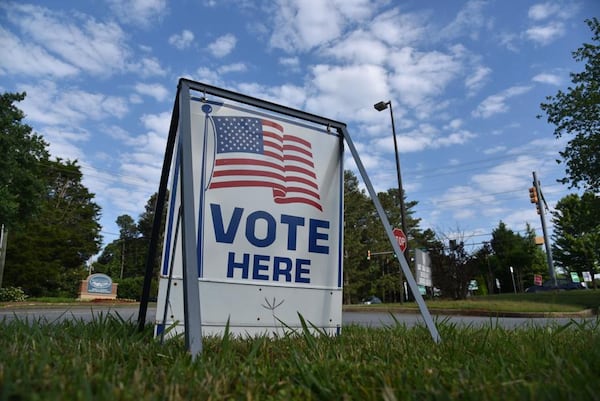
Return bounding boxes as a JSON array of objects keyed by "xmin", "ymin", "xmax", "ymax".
[
  {"xmin": 120, "ymin": 239, "xmax": 125, "ymax": 279},
  {"xmin": 0, "ymin": 225, "xmax": 6, "ymax": 288},
  {"xmin": 530, "ymin": 171, "xmax": 556, "ymax": 286}
]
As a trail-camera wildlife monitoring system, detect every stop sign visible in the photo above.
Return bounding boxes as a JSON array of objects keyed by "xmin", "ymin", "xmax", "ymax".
[{"xmin": 392, "ymin": 228, "xmax": 407, "ymax": 252}]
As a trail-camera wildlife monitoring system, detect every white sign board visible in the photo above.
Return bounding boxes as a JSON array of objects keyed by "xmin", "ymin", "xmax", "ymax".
[
  {"xmin": 414, "ymin": 249, "xmax": 432, "ymax": 287},
  {"xmin": 155, "ymin": 98, "xmax": 343, "ymax": 338}
]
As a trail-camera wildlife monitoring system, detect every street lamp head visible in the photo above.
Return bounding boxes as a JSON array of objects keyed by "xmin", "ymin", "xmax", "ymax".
[{"xmin": 374, "ymin": 100, "xmax": 389, "ymax": 111}]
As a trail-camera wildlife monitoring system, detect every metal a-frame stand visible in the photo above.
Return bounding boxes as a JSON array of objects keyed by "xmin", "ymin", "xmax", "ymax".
[{"xmin": 138, "ymin": 78, "xmax": 441, "ymax": 357}]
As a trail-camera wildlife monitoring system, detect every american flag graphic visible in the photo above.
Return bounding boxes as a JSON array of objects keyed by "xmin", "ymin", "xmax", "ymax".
[{"xmin": 209, "ymin": 116, "xmax": 322, "ymax": 211}]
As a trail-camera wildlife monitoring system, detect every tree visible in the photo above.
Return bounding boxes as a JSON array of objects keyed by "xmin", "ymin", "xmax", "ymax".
[
  {"xmin": 4, "ymin": 159, "xmax": 102, "ymax": 296},
  {"xmin": 551, "ymin": 192, "xmax": 600, "ymax": 280},
  {"xmin": 429, "ymin": 232, "xmax": 478, "ymax": 300},
  {"xmin": 471, "ymin": 241, "xmax": 495, "ymax": 295},
  {"xmin": 0, "ymin": 92, "xmax": 49, "ymax": 229},
  {"xmin": 116, "ymin": 214, "xmax": 137, "ymax": 279},
  {"xmin": 117, "ymin": 215, "xmax": 137, "ymax": 240},
  {"xmin": 539, "ymin": 18, "xmax": 600, "ymax": 191},
  {"xmin": 341, "ymin": 170, "xmax": 435, "ymax": 303},
  {"xmin": 342, "ymin": 170, "xmax": 373, "ymax": 304},
  {"xmin": 93, "ymin": 192, "xmax": 166, "ymax": 298},
  {"xmin": 490, "ymin": 222, "xmax": 546, "ymax": 292},
  {"xmin": 137, "ymin": 192, "xmax": 160, "ymax": 240}
]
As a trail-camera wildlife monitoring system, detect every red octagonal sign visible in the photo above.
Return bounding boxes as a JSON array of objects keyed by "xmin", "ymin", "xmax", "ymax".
[{"xmin": 393, "ymin": 228, "xmax": 407, "ymax": 252}]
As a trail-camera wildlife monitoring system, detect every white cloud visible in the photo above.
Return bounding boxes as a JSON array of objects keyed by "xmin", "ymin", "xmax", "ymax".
[
  {"xmin": 388, "ymin": 46, "xmax": 464, "ymax": 109},
  {"xmin": 472, "ymin": 85, "xmax": 532, "ymax": 118},
  {"xmin": 5, "ymin": 4, "xmax": 130, "ymax": 76},
  {"xmin": 436, "ymin": 130, "xmax": 477, "ymax": 147},
  {"xmin": 129, "ymin": 94, "xmax": 143, "ymax": 104},
  {"xmin": 269, "ymin": 0, "xmax": 341, "ymax": 51},
  {"xmin": 218, "ymin": 63, "xmax": 247, "ymax": 74},
  {"xmin": 106, "ymin": 0, "xmax": 167, "ymax": 27},
  {"xmin": 528, "ymin": 3, "xmax": 562, "ymax": 20},
  {"xmin": 0, "ymin": 27, "xmax": 79, "ymax": 77},
  {"xmin": 527, "ymin": 2, "xmax": 578, "ymax": 21},
  {"xmin": 435, "ymin": 186, "xmax": 479, "ymax": 209},
  {"xmin": 38, "ymin": 126, "xmax": 89, "ymax": 161},
  {"xmin": 372, "ymin": 123, "xmax": 475, "ymax": 154},
  {"xmin": 128, "ymin": 57, "xmax": 167, "ymax": 77},
  {"xmin": 440, "ymin": 0, "xmax": 488, "ymax": 40},
  {"xmin": 168, "ymin": 29, "xmax": 195, "ymax": 50},
  {"xmin": 324, "ymin": 30, "xmax": 388, "ymax": 64},
  {"xmin": 140, "ymin": 111, "xmax": 171, "ymax": 137},
  {"xmin": 526, "ymin": 22, "xmax": 565, "ymax": 45},
  {"xmin": 269, "ymin": 0, "xmax": 373, "ymax": 52},
  {"xmin": 122, "ymin": 134, "xmax": 166, "ymax": 163},
  {"xmin": 465, "ymin": 65, "xmax": 491, "ymax": 94},
  {"xmin": 370, "ymin": 8, "xmax": 428, "ymax": 47},
  {"xmin": 444, "ymin": 119, "xmax": 463, "ymax": 130},
  {"xmin": 532, "ymin": 73, "xmax": 561, "ymax": 85},
  {"xmin": 194, "ymin": 67, "xmax": 221, "ymax": 85},
  {"xmin": 279, "ymin": 56, "xmax": 300, "ymax": 71},
  {"xmin": 105, "ymin": 185, "xmax": 155, "ymax": 216},
  {"xmin": 498, "ymin": 32, "xmax": 519, "ymax": 52},
  {"xmin": 332, "ymin": 0, "xmax": 373, "ymax": 20},
  {"xmin": 483, "ymin": 145, "xmax": 507, "ymax": 155},
  {"xmin": 306, "ymin": 63, "xmax": 389, "ymax": 121},
  {"xmin": 105, "ymin": 111, "xmax": 172, "ymax": 217},
  {"xmin": 18, "ymin": 81, "xmax": 128, "ymax": 126},
  {"xmin": 234, "ymin": 82, "xmax": 308, "ymax": 110},
  {"xmin": 207, "ymin": 34, "xmax": 237, "ymax": 57},
  {"xmin": 471, "ymin": 155, "xmax": 538, "ymax": 193},
  {"xmin": 134, "ymin": 83, "xmax": 169, "ymax": 102},
  {"xmin": 104, "ymin": 125, "xmax": 135, "ymax": 143}
]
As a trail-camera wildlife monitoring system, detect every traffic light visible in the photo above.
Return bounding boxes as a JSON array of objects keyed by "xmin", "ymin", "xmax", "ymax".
[
  {"xmin": 529, "ymin": 187, "xmax": 538, "ymax": 204},
  {"xmin": 367, "ymin": 250, "xmax": 371, "ymax": 260}
]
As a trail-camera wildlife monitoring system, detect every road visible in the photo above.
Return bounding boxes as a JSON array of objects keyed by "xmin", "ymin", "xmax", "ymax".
[{"xmin": 0, "ymin": 304, "xmax": 595, "ymax": 329}]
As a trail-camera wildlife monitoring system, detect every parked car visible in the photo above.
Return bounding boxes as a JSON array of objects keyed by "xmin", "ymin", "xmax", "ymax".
[
  {"xmin": 525, "ymin": 278, "xmax": 586, "ymax": 293},
  {"xmin": 362, "ymin": 295, "xmax": 382, "ymax": 305}
]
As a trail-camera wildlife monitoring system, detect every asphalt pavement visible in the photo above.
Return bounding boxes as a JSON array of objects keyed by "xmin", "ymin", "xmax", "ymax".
[{"xmin": 0, "ymin": 303, "xmax": 596, "ymax": 329}]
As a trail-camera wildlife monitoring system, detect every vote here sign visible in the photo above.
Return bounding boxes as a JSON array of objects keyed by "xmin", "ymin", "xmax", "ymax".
[{"xmin": 155, "ymin": 98, "xmax": 343, "ymax": 337}]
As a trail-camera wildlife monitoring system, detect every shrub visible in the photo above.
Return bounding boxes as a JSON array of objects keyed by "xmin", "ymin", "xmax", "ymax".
[
  {"xmin": 116, "ymin": 277, "xmax": 158, "ymax": 301},
  {"xmin": 0, "ymin": 286, "xmax": 28, "ymax": 302}
]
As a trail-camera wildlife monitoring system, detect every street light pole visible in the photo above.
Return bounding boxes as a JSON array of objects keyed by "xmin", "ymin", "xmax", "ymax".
[
  {"xmin": 510, "ymin": 266, "xmax": 517, "ymax": 294},
  {"xmin": 375, "ymin": 100, "xmax": 410, "ymax": 302},
  {"xmin": 374, "ymin": 100, "xmax": 410, "ymax": 263}
]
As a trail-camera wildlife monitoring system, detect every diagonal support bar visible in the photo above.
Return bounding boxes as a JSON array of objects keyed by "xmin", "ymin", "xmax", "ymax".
[{"xmin": 340, "ymin": 126, "xmax": 441, "ymax": 343}]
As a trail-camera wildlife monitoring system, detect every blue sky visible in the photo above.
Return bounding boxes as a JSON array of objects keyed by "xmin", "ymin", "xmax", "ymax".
[{"xmin": 1, "ymin": 0, "xmax": 598, "ymax": 252}]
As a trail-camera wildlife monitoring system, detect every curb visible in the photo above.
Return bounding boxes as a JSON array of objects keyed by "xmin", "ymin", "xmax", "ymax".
[{"xmin": 342, "ymin": 306, "xmax": 597, "ymax": 318}]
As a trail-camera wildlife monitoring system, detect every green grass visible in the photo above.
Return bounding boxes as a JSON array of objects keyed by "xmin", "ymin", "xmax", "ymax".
[
  {"xmin": 25, "ymin": 296, "xmax": 87, "ymax": 303},
  {"xmin": 4, "ymin": 291, "xmax": 600, "ymax": 314},
  {"xmin": 1, "ymin": 314, "xmax": 600, "ymax": 400},
  {"xmin": 352, "ymin": 290, "xmax": 600, "ymax": 314}
]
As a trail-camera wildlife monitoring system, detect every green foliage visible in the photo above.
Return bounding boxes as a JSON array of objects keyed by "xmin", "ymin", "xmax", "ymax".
[
  {"xmin": 116, "ymin": 276, "xmax": 157, "ymax": 300},
  {"xmin": 430, "ymin": 239, "xmax": 478, "ymax": 299},
  {"xmin": 93, "ymin": 193, "xmax": 165, "ymax": 282},
  {"xmin": 3, "ymin": 159, "xmax": 102, "ymax": 297},
  {"xmin": 0, "ymin": 286, "xmax": 27, "ymax": 302},
  {"xmin": 342, "ymin": 170, "xmax": 374, "ymax": 304},
  {"xmin": 551, "ymin": 192, "xmax": 600, "ymax": 277},
  {"xmin": 539, "ymin": 18, "xmax": 600, "ymax": 191},
  {"xmin": 1, "ymin": 316, "xmax": 599, "ymax": 400},
  {"xmin": 342, "ymin": 170, "xmax": 436, "ymax": 304},
  {"xmin": 0, "ymin": 92, "xmax": 50, "ymax": 229},
  {"xmin": 490, "ymin": 222, "xmax": 547, "ymax": 292}
]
